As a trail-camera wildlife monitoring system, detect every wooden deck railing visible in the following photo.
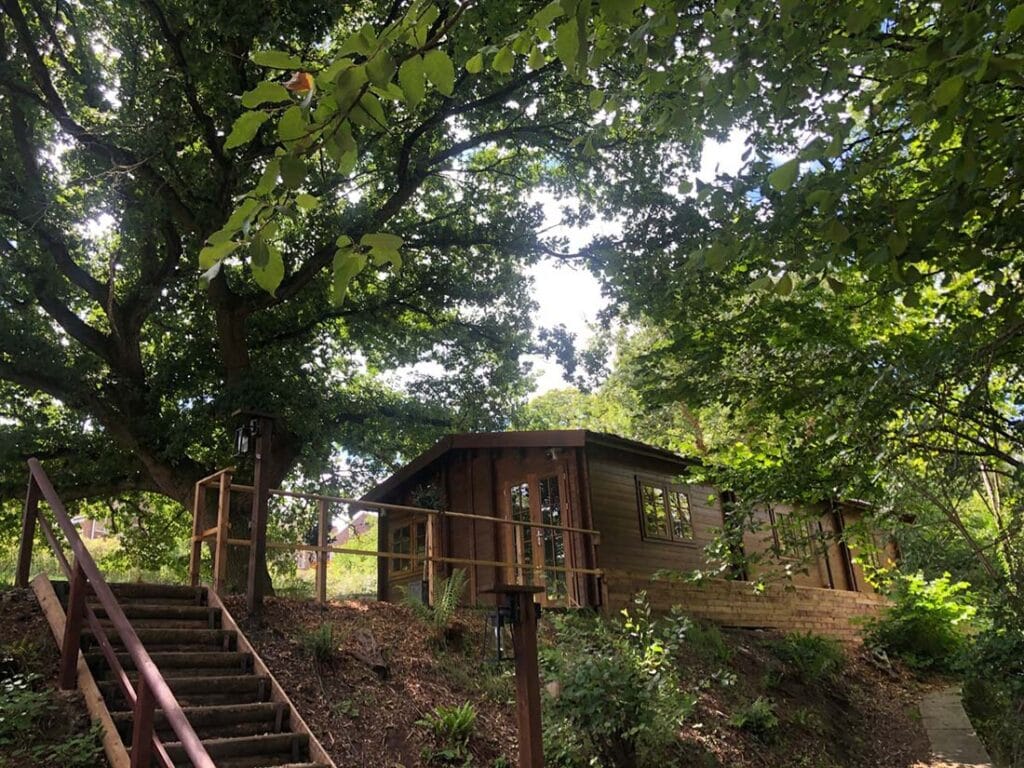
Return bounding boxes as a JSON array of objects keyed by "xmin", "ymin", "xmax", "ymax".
[
  {"xmin": 188, "ymin": 469, "xmax": 603, "ymax": 607},
  {"xmin": 16, "ymin": 459, "xmax": 215, "ymax": 768}
]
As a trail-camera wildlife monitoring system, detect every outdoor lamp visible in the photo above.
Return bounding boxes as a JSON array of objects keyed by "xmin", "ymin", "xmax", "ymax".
[
  {"xmin": 234, "ymin": 419, "xmax": 261, "ymax": 457},
  {"xmin": 484, "ymin": 592, "xmax": 542, "ymax": 663},
  {"xmin": 485, "ymin": 600, "xmax": 517, "ymax": 663}
]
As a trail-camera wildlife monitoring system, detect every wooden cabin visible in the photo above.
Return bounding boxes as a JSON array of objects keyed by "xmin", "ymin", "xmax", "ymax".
[{"xmin": 363, "ymin": 430, "xmax": 894, "ymax": 612}]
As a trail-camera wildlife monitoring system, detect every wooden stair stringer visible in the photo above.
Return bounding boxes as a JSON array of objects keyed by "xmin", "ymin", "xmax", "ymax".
[
  {"xmin": 30, "ymin": 572, "xmax": 131, "ymax": 768},
  {"xmin": 205, "ymin": 587, "xmax": 337, "ymax": 768}
]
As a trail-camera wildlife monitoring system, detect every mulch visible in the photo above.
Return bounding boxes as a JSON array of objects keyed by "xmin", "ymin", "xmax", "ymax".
[{"xmin": 224, "ymin": 595, "xmax": 518, "ymax": 767}]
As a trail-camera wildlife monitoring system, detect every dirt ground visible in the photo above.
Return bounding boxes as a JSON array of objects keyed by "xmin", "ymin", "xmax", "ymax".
[{"xmin": 231, "ymin": 595, "xmax": 935, "ymax": 768}]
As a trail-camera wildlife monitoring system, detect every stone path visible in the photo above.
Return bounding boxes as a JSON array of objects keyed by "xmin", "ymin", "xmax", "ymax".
[{"xmin": 919, "ymin": 686, "xmax": 992, "ymax": 768}]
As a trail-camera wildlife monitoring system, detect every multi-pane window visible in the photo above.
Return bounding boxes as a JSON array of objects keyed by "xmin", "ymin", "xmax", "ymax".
[
  {"xmin": 391, "ymin": 521, "xmax": 426, "ymax": 572},
  {"xmin": 772, "ymin": 510, "xmax": 811, "ymax": 560},
  {"xmin": 538, "ymin": 476, "xmax": 567, "ymax": 601},
  {"xmin": 638, "ymin": 478, "xmax": 693, "ymax": 542}
]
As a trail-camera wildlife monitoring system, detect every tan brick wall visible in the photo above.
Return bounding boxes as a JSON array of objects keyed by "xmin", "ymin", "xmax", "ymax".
[{"xmin": 603, "ymin": 569, "xmax": 887, "ymax": 642}]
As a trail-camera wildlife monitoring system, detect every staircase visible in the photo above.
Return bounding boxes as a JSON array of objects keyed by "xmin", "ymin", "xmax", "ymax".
[{"xmin": 49, "ymin": 580, "xmax": 331, "ymax": 768}]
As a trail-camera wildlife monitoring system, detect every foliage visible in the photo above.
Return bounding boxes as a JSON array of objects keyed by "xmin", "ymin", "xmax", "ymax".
[
  {"xmin": 728, "ymin": 696, "xmax": 779, "ymax": 738},
  {"xmin": 541, "ymin": 595, "xmax": 695, "ymax": 768},
  {"xmin": 405, "ymin": 568, "xmax": 468, "ymax": 649},
  {"xmin": 769, "ymin": 633, "xmax": 845, "ymax": 685},
  {"xmin": 300, "ymin": 623, "xmax": 335, "ymax": 664},
  {"xmin": 415, "ymin": 702, "xmax": 476, "ymax": 767},
  {"xmin": 325, "ymin": 515, "xmax": 379, "ymax": 597},
  {"xmin": 683, "ymin": 618, "xmax": 733, "ymax": 666},
  {"xmin": 864, "ymin": 572, "xmax": 977, "ymax": 671},
  {"xmin": 962, "ymin": 619, "xmax": 1024, "ymax": 767}
]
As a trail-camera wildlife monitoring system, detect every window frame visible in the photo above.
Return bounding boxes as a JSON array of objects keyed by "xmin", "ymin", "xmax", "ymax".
[
  {"xmin": 635, "ymin": 475, "xmax": 696, "ymax": 545},
  {"xmin": 391, "ymin": 521, "xmax": 427, "ymax": 574},
  {"xmin": 769, "ymin": 507, "xmax": 813, "ymax": 561}
]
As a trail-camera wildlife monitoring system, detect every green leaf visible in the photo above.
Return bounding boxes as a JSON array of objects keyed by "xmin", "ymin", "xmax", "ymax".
[
  {"xmin": 339, "ymin": 25, "xmax": 376, "ymax": 57},
  {"xmin": 1006, "ymin": 4, "xmax": 1024, "ymax": 33},
  {"xmin": 887, "ymin": 232, "xmax": 908, "ymax": 256},
  {"xmin": 367, "ymin": 52, "xmax": 397, "ymax": 88},
  {"xmin": 250, "ymin": 243, "xmax": 284, "ymax": 295},
  {"xmin": 748, "ymin": 275, "xmax": 774, "ymax": 292},
  {"xmin": 492, "ymin": 46, "xmax": 514, "ymax": 74},
  {"xmin": 532, "ymin": 0, "xmax": 564, "ymax": 28},
  {"xmin": 351, "ymin": 93, "xmax": 387, "ymax": 130},
  {"xmin": 336, "ymin": 234, "xmax": 353, "ymax": 248},
  {"xmin": 767, "ymin": 158, "xmax": 800, "ymax": 191},
  {"xmin": 933, "ymin": 75, "xmax": 965, "ymax": 106},
  {"xmin": 775, "ymin": 272, "xmax": 794, "ymax": 296},
  {"xmin": 199, "ymin": 240, "xmax": 240, "ymax": 270},
  {"xmin": 825, "ymin": 276, "xmax": 846, "ymax": 294},
  {"xmin": 251, "ymin": 50, "xmax": 302, "ymax": 70},
  {"xmin": 296, "ymin": 193, "xmax": 320, "ymax": 211},
  {"xmin": 824, "ymin": 219, "xmax": 851, "ymax": 243},
  {"xmin": 588, "ymin": 89, "xmax": 605, "ymax": 109},
  {"xmin": 599, "ymin": 0, "xmax": 635, "ymax": 25},
  {"xmin": 465, "ymin": 52, "xmax": 484, "ymax": 74},
  {"xmin": 254, "ymin": 158, "xmax": 280, "ymax": 195},
  {"xmin": 360, "ymin": 233, "xmax": 404, "ymax": 251},
  {"xmin": 528, "ymin": 46, "xmax": 545, "ymax": 70},
  {"xmin": 250, "ymin": 235, "xmax": 270, "ymax": 269},
  {"xmin": 240, "ymin": 82, "xmax": 292, "ymax": 108},
  {"xmin": 277, "ymin": 105, "xmax": 308, "ymax": 142},
  {"xmin": 399, "ymin": 55, "xmax": 426, "ymax": 107},
  {"xmin": 423, "ymin": 49, "xmax": 455, "ymax": 96},
  {"xmin": 224, "ymin": 111, "xmax": 269, "ymax": 150},
  {"xmin": 554, "ymin": 19, "xmax": 580, "ymax": 71},
  {"xmin": 331, "ymin": 248, "xmax": 367, "ymax": 305},
  {"xmin": 280, "ymin": 155, "xmax": 307, "ymax": 189}
]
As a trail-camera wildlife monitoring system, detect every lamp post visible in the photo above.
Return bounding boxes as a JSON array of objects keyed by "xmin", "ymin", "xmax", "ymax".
[
  {"xmin": 233, "ymin": 410, "xmax": 274, "ymax": 623},
  {"xmin": 484, "ymin": 585, "xmax": 544, "ymax": 768}
]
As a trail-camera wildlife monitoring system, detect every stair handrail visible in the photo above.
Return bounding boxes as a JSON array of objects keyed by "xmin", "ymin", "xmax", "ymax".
[{"xmin": 16, "ymin": 458, "xmax": 215, "ymax": 768}]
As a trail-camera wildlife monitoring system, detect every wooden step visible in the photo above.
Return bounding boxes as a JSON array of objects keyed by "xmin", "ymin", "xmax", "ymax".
[
  {"xmin": 108, "ymin": 583, "xmax": 206, "ymax": 603},
  {"xmin": 85, "ymin": 650, "xmax": 252, "ymax": 675},
  {"xmin": 109, "ymin": 702, "xmax": 285, "ymax": 741},
  {"xmin": 83, "ymin": 627, "xmax": 235, "ymax": 651},
  {"xmin": 160, "ymin": 732, "xmax": 310, "ymax": 767},
  {"xmin": 98, "ymin": 674, "xmax": 270, "ymax": 709},
  {"xmin": 90, "ymin": 603, "xmax": 220, "ymax": 624}
]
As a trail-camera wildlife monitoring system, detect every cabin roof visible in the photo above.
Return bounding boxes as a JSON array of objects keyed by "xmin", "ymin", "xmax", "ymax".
[{"xmin": 361, "ymin": 430, "xmax": 697, "ymax": 502}]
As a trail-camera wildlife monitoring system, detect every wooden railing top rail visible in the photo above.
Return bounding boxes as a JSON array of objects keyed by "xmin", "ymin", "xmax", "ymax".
[
  {"xmin": 218, "ymin": 482, "xmax": 602, "ymax": 538},
  {"xmin": 25, "ymin": 459, "xmax": 214, "ymax": 768}
]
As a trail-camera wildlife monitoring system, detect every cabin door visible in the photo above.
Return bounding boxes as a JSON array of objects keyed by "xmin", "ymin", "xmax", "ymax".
[{"xmin": 504, "ymin": 467, "xmax": 572, "ymax": 606}]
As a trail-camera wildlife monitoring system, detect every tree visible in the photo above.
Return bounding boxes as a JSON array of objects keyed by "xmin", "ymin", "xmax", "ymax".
[{"xmin": 0, "ymin": 0, "xmax": 626, "ymax": 588}]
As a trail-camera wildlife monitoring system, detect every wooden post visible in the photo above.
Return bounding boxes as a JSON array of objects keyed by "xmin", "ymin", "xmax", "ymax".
[
  {"xmin": 426, "ymin": 512, "xmax": 441, "ymax": 606},
  {"xmin": 486, "ymin": 585, "xmax": 544, "ymax": 768},
  {"xmin": 59, "ymin": 560, "xmax": 87, "ymax": 690},
  {"xmin": 16, "ymin": 476, "xmax": 39, "ymax": 588},
  {"xmin": 189, "ymin": 481, "xmax": 207, "ymax": 587},
  {"xmin": 316, "ymin": 498, "xmax": 328, "ymax": 604},
  {"xmin": 247, "ymin": 415, "xmax": 273, "ymax": 620},
  {"xmin": 130, "ymin": 675, "xmax": 155, "ymax": 768},
  {"xmin": 213, "ymin": 471, "xmax": 232, "ymax": 594}
]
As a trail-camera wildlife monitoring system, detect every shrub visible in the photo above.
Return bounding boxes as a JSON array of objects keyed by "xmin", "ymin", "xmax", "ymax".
[
  {"xmin": 416, "ymin": 702, "xmax": 476, "ymax": 766},
  {"xmin": 541, "ymin": 594, "xmax": 695, "ymax": 768},
  {"xmin": 729, "ymin": 696, "xmax": 779, "ymax": 737},
  {"xmin": 770, "ymin": 632, "xmax": 845, "ymax": 684},
  {"xmin": 864, "ymin": 571, "xmax": 976, "ymax": 671},
  {"xmin": 403, "ymin": 568, "xmax": 468, "ymax": 648},
  {"xmin": 684, "ymin": 618, "xmax": 733, "ymax": 664},
  {"xmin": 300, "ymin": 623, "xmax": 335, "ymax": 664}
]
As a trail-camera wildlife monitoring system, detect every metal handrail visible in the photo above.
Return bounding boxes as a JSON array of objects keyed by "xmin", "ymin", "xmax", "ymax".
[{"xmin": 18, "ymin": 459, "xmax": 214, "ymax": 768}]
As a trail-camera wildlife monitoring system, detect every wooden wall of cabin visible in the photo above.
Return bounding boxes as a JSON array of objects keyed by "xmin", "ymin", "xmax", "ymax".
[
  {"xmin": 739, "ymin": 503, "xmax": 893, "ymax": 594},
  {"xmin": 584, "ymin": 444, "xmax": 726, "ymax": 587}
]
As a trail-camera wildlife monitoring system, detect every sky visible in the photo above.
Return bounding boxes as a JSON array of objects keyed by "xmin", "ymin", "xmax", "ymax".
[{"xmin": 523, "ymin": 130, "xmax": 749, "ymax": 394}]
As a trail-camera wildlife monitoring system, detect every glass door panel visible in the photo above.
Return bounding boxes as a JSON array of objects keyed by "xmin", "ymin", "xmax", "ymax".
[{"xmin": 538, "ymin": 475, "xmax": 567, "ymax": 602}]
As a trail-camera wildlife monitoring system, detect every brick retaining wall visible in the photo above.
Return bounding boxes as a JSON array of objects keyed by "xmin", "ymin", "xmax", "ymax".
[{"xmin": 603, "ymin": 570, "xmax": 887, "ymax": 642}]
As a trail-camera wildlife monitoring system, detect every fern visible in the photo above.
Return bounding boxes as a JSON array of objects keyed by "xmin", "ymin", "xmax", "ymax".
[{"xmin": 433, "ymin": 568, "xmax": 468, "ymax": 632}]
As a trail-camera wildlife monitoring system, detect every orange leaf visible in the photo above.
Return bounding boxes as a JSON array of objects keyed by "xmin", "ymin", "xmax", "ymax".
[{"xmin": 284, "ymin": 71, "xmax": 315, "ymax": 93}]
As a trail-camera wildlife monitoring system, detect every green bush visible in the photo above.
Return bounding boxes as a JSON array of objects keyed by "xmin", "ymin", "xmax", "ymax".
[
  {"xmin": 769, "ymin": 632, "xmax": 845, "ymax": 684},
  {"xmin": 729, "ymin": 696, "xmax": 779, "ymax": 737},
  {"xmin": 541, "ymin": 594, "xmax": 695, "ymax": 768},
  {"xmin": 684, "ymin": 618, "xmax": 733, "ymax": 664},
  {"xmin": 416, "ymin": 702, "xmax": 476, "ymax": 766},
  {"xmin": 403, "ymin": 568, "xmax": 468, "ymax": 648},
  {"xmin": 961, "ymin": 617, "xmax": 1024, "ymax": 766},
  {"xmin": 864, "ymin": 571, "xmax": 976, "ymax": 671}
]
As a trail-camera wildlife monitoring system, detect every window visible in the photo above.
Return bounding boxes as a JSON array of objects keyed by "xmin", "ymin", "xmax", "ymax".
[
  {"xmin": 391, "ymin": 521, "xmax": 426, "ymax": 573},
  {"xmin": 771, "ymin": 510, "xmax": 811, "ymax": 560},
  {"xmin": 637, "ymin": 478, "xmax": 693, "ymax": 543}
]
